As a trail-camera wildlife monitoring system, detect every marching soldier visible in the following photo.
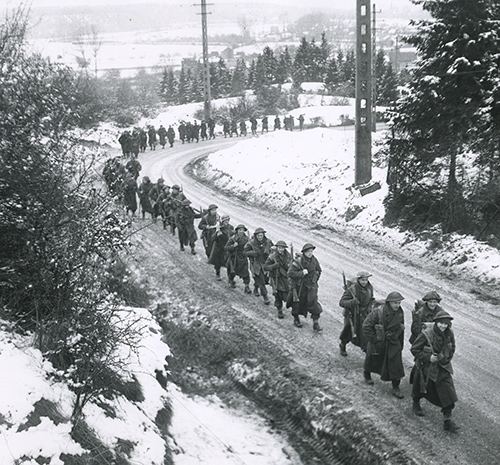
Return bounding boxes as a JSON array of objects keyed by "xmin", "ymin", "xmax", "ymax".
[
  {"xmin": 208, "ymin": 215, "xmax": 234, "ymax": 281},
  {"xmin": 261, "ymin": 116, "xmax": 269, "ymax": 133},
  {"xmin": 168, "ymin": 185, "xmax": 186, "ymax": 235},
  {"xmin": 192, "ymin": 121, "xmax": 200, "ymax": 143},
  {"xmin": 250, "ymin": 117, "xmax": 258, "ymax": 136},
  {"xmin": 289, "ymin": 115, "xmax": 295, "ymax": 131},
  {"xmin": 125, "ymin": 154, "xmax": 141, "ymax": 180},
  {"xmin": 179, "ymin": 122, "xmax": 186, "ymax": 144},
  {"xmin": 225, "ymin": 224, "xmax": 251, "ymax": 293},
  {"xmin": 362, "ymin": 292, "xmax": 405, "ymax": 399},
  {"xmin": 200, "ymin": 121, "xmax": 208, "ymax": 141},
  {"xmin": 167, "ymin": 125, "xmax": 175, "ymax": 147},
  {"xmin": 287, "ymin": 243, "xmax": 323, "ymax": 331},
  {"xmin": 410, "ymin": 310, "xmax": 459, "ymax": 432},
  {"xmin": 230, "ymin": 119, "xmax": 239, "ymax": 137},
  {"xmin": 138, "ymin": 176, "xmax": 154, "ymax": 219},
  {"xmin": 158, "ymin": 125, "xmax": 167, "ymax": 149},
  {"xmin": 223, "ymin": 120, "xmax": 230, "ymax": 138},
  {"xmin": 157, "ymin": 185, "xmax": 171, "ymax": 229},
  {"xmin": 244, "ymin": 227, "xmax": 273, "ymax": 305},
  {"xmin": 175, "ymin": 199, "xmax": 202, "ymax": 254},
  {"xmin": 149, "ymin": 178, "xmax": 165, "ymax": 222},
  {"xmin": 339, "ymin": 271, "xmax": 374, "ymax": 356},
  {"xmin": 239, "ymin": 120, "xmax": 247, "ymax": 137},
  {"xmin": 148, "ymin": 126, "xmax": 157, "ymax": 150},
  {"xmin": 139, "ymin": 128, "xmax": 148, "ymax": 153},
  {"xmin": 298, "ymin": 114, "xmax": 305, "ymax": 131},
  {"xmin": 123, "ymin": 175, "xmax": 138, "ymax": 216},
  {"xmin": 208, "ymin": 118, "xmax": 216, "ymax": 139},
  {"xmin": 131, "ymin": 128, "xmax": 141, "ymax": 156},
  {"xmin": 264, "ymin": 240, "xmax": 292, "ymax": 318},
  {"xmin": 274, "ymin": 115, "xmax": 281, "ymax": 131},
  {"xmin": 118, "ymin": 131, "xmax": 131, "ymax": 157},
  {"xmin": 198, "ymin": 204, "xmax": 220, "ymax": 258}
]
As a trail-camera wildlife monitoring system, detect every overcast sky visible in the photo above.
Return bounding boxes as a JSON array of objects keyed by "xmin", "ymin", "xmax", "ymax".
[{"xmin": 4, "ymin": 0, "xmax": 415, "ymax": 10}]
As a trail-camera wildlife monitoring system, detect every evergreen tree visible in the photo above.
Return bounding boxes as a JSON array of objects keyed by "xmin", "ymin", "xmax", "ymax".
[
  {"xmin": 216, "ymin": 58, "xmax": 232, "ymax": 96},
  {"xmin": 247, "ymin": 59, "xmax": 256, "ymax": 90},
  {"xmin": 318, "ymin": 32, "xmax": 330, "ymax": 82},
  {"xmin": 159, "ymin": 68, "xmax": 168, "ymax": 101},
  {"xmin": 292, "ymin": 37, "xmax": 310, "ymax": 85},
  {"xmin": 379, "ymin": 62, "xmax": 398, "ymax": 105},
  {"xmin": 375, "ymin": 49, "xmax": 388, "ymax": 100},
  {"xmin": 165, "ymin": 69, "xmax": 178, "ymax": 104},
  {"xmin": 325, "ymin": 55, "xmax": 341, "ymax": 93},
  {"xmin": 387, "ymin": 0, "xmax": 500, "ymax": 235},
  {"xmin": 177, "ymin": 67, "xmax": 189, "ymax": 104},
  {"xmin": 231, "ymin": 58, "xmax": 247, "ymax": 96}
]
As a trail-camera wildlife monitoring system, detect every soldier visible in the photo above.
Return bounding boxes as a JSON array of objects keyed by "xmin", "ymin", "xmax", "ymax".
[
  {"xmin": 175, "ymin": 199, "xmax": 202, "ymax": 254},
  {"xmin": 208, "ymin": 118, "xmax": 216, "ymax": 139},
  {"xmin": 123, "ymin": 175, "xmax": 138, "ymax": 216},
  {"xmin": 287, "ymin": 243, "xmax": 323, "ymax": 331},
  {"xmin": 118, "ymin": 131, "xmax": 131, "ymax": 157},
  {"xmin": 274, "ymin": 115, "xmax": 281, "ymax": 131},
  {"xmin": 138, "ymin": 176, "xmax": 154, "ymax": 219},
  {"xmin": 149, "ymin": 178, "xmax": 165, "ymax": 222},
  {"xmin": 299, "ymin": 114, "xmax": 305, "ymax": 131},
  {"xmin": 223, "ymin": 119, "xmax": 230, "ymax": 138},
  {"xmin": 198, "ymin": 204, "xmax": 220, "ymax": 258},
  {"xmin": 179, "ymin": 122, "xmax": 186, "ymax": 144},
  {"xmin": 157, "ymin": 185, "xmax": 171, "ymax": 229},
  {"xmin": 289, "ymin": 115, "xmax": 295, "ymax": 131},
  {"xmin": 168, "ymin": 185, "xmax": 186, "ymax": 235},
  {"xmin": 139, "ymin": 128, "xmax": 148, "ymax": 153},
  {"xmin": 362, "ymin": 292, "xmax": 405, "ymax": 399},
  {"xmin": 125, "ymin": 154, "xmax": 141, "ymax": 180},
  {"xmin": 230, "ymin": 119, "xmax": 239, "ymax": 137},
  {"xmin": 192, "ymin": 121, "xmax": 200, "ymax": 143},
  {"xmin": 158, "ymin": 125, "xmax": 167, "ymax": 149},
  {"xmin": 208, "ymin": 215, "xmax": 234, "ymax": 281},
  {"xmin": 131, "ymin": 128, "xmax": 141, "ymax": 156},
  {"xmin": 225, "ymin": 224, "xmax": 251, "ymax": 293},
  {"xmin": 264, "ymin": 240, "xmax": 292, "ymax": 318},
  {"xmin": 239, "ymin": 120, "xmax": 247, "ymax": 137},
  {"xmin": 148, "ymin": 126, "xmax": 157, "ymax": 151},
  {"xmin": 250, "ymin": 117, "xmax": 258, "ymax": 136},
  {"xmin": 261, "ymin": 116, "xmax": 269, "ymax": 133},
  {"xmin": 339, "ymin": 271, "xmax": 375, "ymax": 356},
  {"xmin": 245, "ymin": 227, "xmax": 273, "ymax": 305},
  {"xmin": 200, "ymin": 120, "xmax": 208, "ymax": 141},
  {"xmin": 410, "ymin": 291, "xmax": 443, "ymax": 344},
  {"xmin": 410, "ymin": 310, "xmax": 458, "ymax": 432},
  {"xmin": 167, "ymin": 125, "xmax": 175, "ymax": 147}
]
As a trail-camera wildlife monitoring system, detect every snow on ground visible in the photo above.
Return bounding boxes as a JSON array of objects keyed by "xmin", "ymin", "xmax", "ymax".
[
  {"xmin": 198, "ymin": 127, "xmax": 500, "ymax": 286},
  {"xmin": 0, "ymin": 306, "xmax": 170, "ymax": 465},
  {"xmin": 169, "ymin": 385, "xmax": 300, "ymax": 465}
]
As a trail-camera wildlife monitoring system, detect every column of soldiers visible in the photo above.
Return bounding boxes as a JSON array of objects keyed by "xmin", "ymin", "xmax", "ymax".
[{"xmin": 338, "ymin": 273, "xmax": 459, "ymax": 433}]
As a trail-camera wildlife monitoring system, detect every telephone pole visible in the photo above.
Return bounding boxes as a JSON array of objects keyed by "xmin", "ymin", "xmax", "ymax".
[
  {"xmin": 197, "ymin": 0, "xmax": 212, "ymax": 120},
  {"xmin": 355, "ymin": 0, "xmax": 373, "ymax": 185},
  {"xmin": 372, "ymin": 3, "xmax": 380, "ymax": 133}
]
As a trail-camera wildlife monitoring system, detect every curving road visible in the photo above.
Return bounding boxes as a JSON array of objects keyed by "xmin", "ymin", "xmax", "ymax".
[{"xmin": 133, "ymin": 130, "xmax": 500, "ymax": 464}]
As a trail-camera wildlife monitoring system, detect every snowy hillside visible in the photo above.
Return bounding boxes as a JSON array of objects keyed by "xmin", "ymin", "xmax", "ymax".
[{"xmin": 195, "ymin": 127, "xmax": 500, "ymax": 287}]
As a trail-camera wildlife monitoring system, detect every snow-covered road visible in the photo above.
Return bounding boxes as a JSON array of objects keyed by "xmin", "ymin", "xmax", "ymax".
[{"xmin": 135, "ymin": 131, "xmax": 500, "ymax": 464}]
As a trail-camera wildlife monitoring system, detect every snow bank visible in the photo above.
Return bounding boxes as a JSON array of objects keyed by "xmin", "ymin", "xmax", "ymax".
[
  {"xmin": 169, "ymin": 385, "xmax": 299, "ymax": 465},
  {"xmin": 198, "ymin": 128, "xmax": 500, "ymax": 286},
  {"xmin": 0, "ymin": 306, "xmax": 170, "ymax": 465},
  {"xmin": 297, "ymin": 94, "xmax": 354, "ymax": 107},
  {"xmin": 300, "ymin": 82, "xmax": 326, "ymax": 93}
]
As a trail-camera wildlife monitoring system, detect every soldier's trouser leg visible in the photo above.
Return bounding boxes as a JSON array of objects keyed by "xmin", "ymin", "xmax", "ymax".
[
  {"xmin": 254, "ymin": 273, "xmax": 267, "ymax": 297},
  {"xmin": 339, "ymin": 315, "xmax": 353, "ymax": 344},
  {"xmin": 274, "ymin": 292, "xmax": 284, "ymax": 309}
]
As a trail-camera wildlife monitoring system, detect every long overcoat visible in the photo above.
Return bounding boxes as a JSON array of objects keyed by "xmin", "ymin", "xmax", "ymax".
[
  {"xmin": 123, "ymin": 177, "xmax": 138, "ymax": 212},
  {"xmin": 198, "ymin": 213, "xmax": 220, "ymax": 255},
  {"xmin": 138, "ymin": 180, "xmax": 153, "ymax": 214},
  {"xmin": 244, "ymin": 236, "xmax": 273, "ymax": 277},
  {"xmin": 225, "ymin": 234, "xmax": 250, "ymax": 278},
  {"xmin": 410, "ymin": 325, "xmax": 457, "ymax": 408},
  {"xmin": 287, "ymin": 254, "xmax": 322, "ymax": 317},
  {"xmin": 263, "ymin": 250, "xmax": 292, "ymax": 293},
  {"xmin": 339, "ymin": 281, "xmax": 374, "ymax": 349},
  {"xmin": 175, "ymin": 206, "xmax": 202, "ymax": 245},
  {"xmin": 363, "ymin": 303, "xmax": 405, "ymax": 381},
  {"xmin": 208, "ymin": 224, "xmax": 234, "ymax": 269}
]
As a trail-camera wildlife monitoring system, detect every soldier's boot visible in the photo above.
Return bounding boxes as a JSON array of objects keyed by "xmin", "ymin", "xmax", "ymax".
[
  {"xmin": 263, "ymin": 293, "xmax": 270, "ymax": 305},
  {"xmin": 253, "ymin": 286, "xmax": 260, "ymax": 297},
  {"xmin": 277, "ymin": 308, "xmax": 284, "ymax": 319},
  {"xmin": 364, "ymin": 371, "xmax": 374, "ymax": 385},
  {"xmin": 229, "ymin": 279, "xmax": 236, "ymax": 289},
  {"xmin": 412, "ymin": 399, "xmax": 425, "ymax": 417},
  {"xmin": 293, "ymin": 316, "xmax": 302, "ymax": 328},
  {"xmin": 244, "ymin": 284, "xmax": 252, "ymax": 294},
  {"xmin": 443, "ymin": 419, "xmax": 459, "ymax": 433},
  {"xmin": 391, "ymin": 381, "xmax": 404, "ymax": 399},
  {"xmin": 180, "ymin": 244, "xmax": 185, "ymax": 252},
  {"xmin": 339, "ymin": 341, "xmax": 348, "ymax": 357},
  {"xmin": 190, "ymin": 246, "xmax": 196, "ymax": 255},
  {"xmin": 162, "ymin": 219, "xmax": 167, "ymax": 230},
  {"xmin": 313, "ymin": 319, "xmax": 322, "ymax": 332},
  {"xmin": 142, "ymin": 211, "xmax": 146, "ymax": 220},
  {"xmin": 215, "ymin": 270, "xmax": 222, "ymax": 281}
]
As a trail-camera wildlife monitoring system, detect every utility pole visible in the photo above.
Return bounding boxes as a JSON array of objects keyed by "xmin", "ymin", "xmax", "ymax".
[
  {"xmin": 355, "ymin": 0, "xmax": 372, "ymax": 185},
  {"xmin": 372, "ymin": 3, "xmax": 380, "ymax": 133},
  {"xmin": 196, "ymin": 0, "xmax": 212, "ymax": 120}
]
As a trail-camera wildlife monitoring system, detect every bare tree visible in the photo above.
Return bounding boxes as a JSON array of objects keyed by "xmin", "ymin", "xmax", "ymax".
[{"xmin": 90, "ymin": 24, "xmax": 102, "ymax": 78}]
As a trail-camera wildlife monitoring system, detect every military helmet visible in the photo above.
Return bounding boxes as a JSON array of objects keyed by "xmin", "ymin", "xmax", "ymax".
[
  {"xmin": 357, "ymin": 271, "xmax": 372, "ymax": 279},
  {"xmin": 301, "ymin": 243, "xmax": 315, "ymax": 252},
  {"xmin": 235, "ymin": 224, "xmax": 247, "ymax": 231},
  {"xmin": 275, "ymin": 240, "xmax": 288, "ymax": 248},
  {"xmin": 157, "ymin": 178, "xmax": 164, "ymax": 184},
  {"xmin": 385, "ymin": 291, "xmax": 404, "ymax": 302},
  {"xmin": 172, "ymin": 184, "xmax": 180, "ymax": 190},
  {"xmin": 422, "ymin": 290, "xmax": 442, "ymax": 302},
  {"xmin": 433, "ymin": 310, "xmax": 453, "ymax": 322},
  {"xmin": 254, "ymin": 227, "xmax": 266, "ymax": 235},
  {"xmin": 208, "ymin": 204, "xmax": 218, "ymax": 210},
  {"xmin": 221, "ymin": 215, "xmax": 230, "ymax": 222},
  {"xmin": 181, "ymin": 199, "xmax": 191, "ymax": 206}
]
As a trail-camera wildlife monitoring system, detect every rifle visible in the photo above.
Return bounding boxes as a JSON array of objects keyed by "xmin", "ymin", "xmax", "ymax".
[{"xmin": 342, "ymin": 271, "xmax": 358, "ymax": 339}]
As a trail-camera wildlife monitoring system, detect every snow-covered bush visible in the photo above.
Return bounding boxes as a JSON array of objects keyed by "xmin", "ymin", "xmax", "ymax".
[{"xmin": 0, "ymin": 8, "xmax": 142, "ymax": 418}]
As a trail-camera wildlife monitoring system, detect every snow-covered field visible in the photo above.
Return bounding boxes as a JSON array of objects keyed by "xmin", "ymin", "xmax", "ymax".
[{"xmin": 197, "ymin": 127, "xmax": 500, "ymax": 287}]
